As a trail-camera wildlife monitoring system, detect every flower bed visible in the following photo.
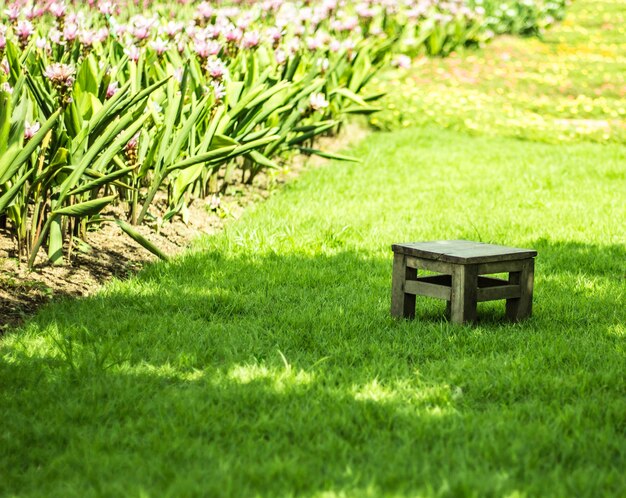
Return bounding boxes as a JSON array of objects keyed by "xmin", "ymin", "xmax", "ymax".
[{"xmin": 0, "ymin": 0, "xmax": 566, "ymax": 265}]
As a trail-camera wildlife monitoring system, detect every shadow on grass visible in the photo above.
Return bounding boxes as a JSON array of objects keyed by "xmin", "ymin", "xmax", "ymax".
[{"xmin": 1, "ymin": 240, "xmax": 625, "ymax": 496}]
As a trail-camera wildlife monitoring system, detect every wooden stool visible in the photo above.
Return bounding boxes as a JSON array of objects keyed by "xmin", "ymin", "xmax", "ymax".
[{"xmin": 391, "ymin": 240, "xmax": 537, "ymax": 324}]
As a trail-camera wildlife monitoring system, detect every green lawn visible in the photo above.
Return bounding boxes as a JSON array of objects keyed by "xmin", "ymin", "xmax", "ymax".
[
  {"xmin": 2, "ymin": 126, "xmax": 625, "ymax": 497},
  {"xmin": 3, "ymin": 0, "xmax": 626, "ymax": 495},
  {"xmin": 372, "ymin": 0, "xmax": 626, "ymax": 144}
]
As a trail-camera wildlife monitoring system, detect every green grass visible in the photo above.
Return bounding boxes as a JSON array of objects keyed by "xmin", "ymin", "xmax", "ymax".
[
  {"xmin": 371, "ymin": 0, "xmax": 626, "ymax": 143},
  {"xmin": 3, "ymin": 0, "xmax": 626, "ymax": 495},
  {"xmin": 2, "ymin": 126, "xmax": 625, "ymax": 497}
]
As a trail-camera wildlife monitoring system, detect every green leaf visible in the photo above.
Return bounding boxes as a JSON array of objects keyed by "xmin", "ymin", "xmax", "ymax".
[
  {"xmin": 298, "ymin": 148, "xmax": 361, "ymax": 163},
  {"xmin": 0, "ymin": 88, "xmax": 11, "ymax": 156},
  {"xmin": 247, "ymin": 150, "xmax": 280, "ymax": 170},
  {"xmin": 68, "ymin": 166, "xmax": 136, "ymax": 196},
  {"xmin": 0, "ymin": 108, "xmax": 61, "ymax": 184},
  {"xmin": 47, "ymin": 216, "xmax": 64, "ymax": 265},
  {"xmin": 166, "ymin": 145, "xmax": 238, "ymax": 173},
  {"xmin": 52, "ymin": 195, "xmax": 117, "ymax": 217},
  {"xmin": 0, "ymin": 168, "xmax": 34, "ymax": 214},
  {"xmin": 330, "ymin": 87, "xmax": 369, "ymax": 107},
  {"xmin": 115, "ymin": 219, "xmax": 169, "ymax": 261}
]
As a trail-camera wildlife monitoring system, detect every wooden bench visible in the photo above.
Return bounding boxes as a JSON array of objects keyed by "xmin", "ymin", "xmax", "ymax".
[{"xmin": 391, "ymin": 240, "xmax": 537, "ymax": 324}]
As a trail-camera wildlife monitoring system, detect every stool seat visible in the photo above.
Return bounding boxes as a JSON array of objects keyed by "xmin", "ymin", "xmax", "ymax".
[{"xmin": 391, "ymin": 240, "xmax": 536, "ymax": 324}]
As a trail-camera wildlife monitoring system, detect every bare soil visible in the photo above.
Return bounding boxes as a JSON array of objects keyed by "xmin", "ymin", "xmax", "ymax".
[{"xmin": 0, "ymin": 125, "xmax": 367, "ymax": 332}]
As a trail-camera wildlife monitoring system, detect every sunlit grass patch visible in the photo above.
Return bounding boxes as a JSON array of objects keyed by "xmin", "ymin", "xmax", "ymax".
[{"xmin": 372, "ymin": 0, "xmax": 626, "ymax": 143}]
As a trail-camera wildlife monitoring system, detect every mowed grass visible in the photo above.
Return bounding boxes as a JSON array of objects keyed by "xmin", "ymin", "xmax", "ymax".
[
  {"xmin": 372, "ymin": 0, "xmax": 626, "ymax": 143},
  {"xmin": 2, "ymin": 126, "xmax": 625, "ymax": 497}
]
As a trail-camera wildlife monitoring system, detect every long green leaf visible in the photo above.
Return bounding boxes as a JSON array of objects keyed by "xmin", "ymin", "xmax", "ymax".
[
  {"xmin": 0, "ymin": 109, "xmax": 61, "ymax": 184},
  {"xmin": 0, "ymin": 168, "xmax": 34, "ymax": 214},
  {"xmin": 52, "ymin": 195, "xmax": 117, "ymax": 217},
  {"xmin": 166, "ymin": 145, "xmax": 238, "ymax": 172},
  {"xmin": 115, "ymin": 219, "xmax": 169, "ymax": 261}
]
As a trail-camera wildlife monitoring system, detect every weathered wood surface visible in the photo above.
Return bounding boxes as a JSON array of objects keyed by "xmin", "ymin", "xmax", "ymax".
[
  {"xmin": 405, "ymin": 256, "xmax": 453, "ymax": 274},
  {"xmin": 392, "ymin": 240, "xmax": 537, "ymax": 264},
  {"xmin": 390, "ymin": 253, "xmax": 417, "ymax": 318},
  {"xmin": 506, "ymin": 258, "xmax": 535, "ymax": 321},
  {"xmin": 391, "ymin": 240, "xmax": 536, "ymax": 323},
  {"xmin": 450, "ymin": 264, "xmax": 478, "ymax": 324},
  {"xmin": 405, "ymin": 279, "xmax": 452, "ymax": 300}
]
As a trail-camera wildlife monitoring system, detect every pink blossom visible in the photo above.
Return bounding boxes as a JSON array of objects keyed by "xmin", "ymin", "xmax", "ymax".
[
  {"xmin": 242, "ymin": 30, "xmax": 260, "ymax": 49},
  {"xmin": 24, "ymin": 121, "xmax": 41, "ymax": 140},
  {"xmin": 95, "ymin": 28, "xmax": 109, "ymax": 43},
  {"xmin": 124, "ymin": 45, "xmax": 141, "ymax": 62},
  {"xmin": 35, "ymin": 36, "xmax": 47, "ymax": 50},
  {"xmin": 266, "ymin": 27, "xmax": 282, "ymax": 45},
  {"xmin": 49, "ymin": 28, "xmax": 62, "ymax": 44},
  {"xmin": 210, "ymin": 81, "xmax": 225, "ymax": 101},
  {"xmin": 132, "ymin": 25, "xmax": 151, "ymax": 41},
  {"xmin": 274, "ymin": 49, "xmax": 286, "ymax": 65},
  {"xmin": 0, "ymin": 34, "xmax": 6, "ymax": 50},
  {"xmin": 162, "ymin": 21, "xmax": 183, "ymax": 38},
  {"xmin": 79, "ymin": 29, "xmax": 96, "ymax": 47},
  {"xmin": 206, "ymin": 58, "xmax": 228, "ymax": 80},
  {"xmin": 149, "ymin": 38, "xmax": 169, "ymax": 55},
  {"xmin": 63, "ymin": 23, "xmax": 79, "ymax": 42},
  {"xmin": 43, "ymin": 63, "xmax": 75, "ymax": 86},
  {"xmin": 15, "ymin": 20, "xmax": 34, "ymax": 40},
  {"xmin": 99, "ymin": 1, "xmax": 115, "ymax": 16},
  {"xmin": 196, "ymin": 2, "xmax": 214, "ymax": 19},
  {"xmin": 391, "ymin": 54, "xmax": 412, "ymax": 69},
  {"xmin": 309, "ymin": 92, "xmax": 329, "ymax": 111},
  {"xmin": 106, "ymin": 81, "xmax": 119, "ymax": 99},
  {"xmin": 329, "ymin": 38, "xmax": 341, "ymax": 52},
  {"xmin": 48, "ymin": 2, "xmax": 66, "ymax": 18},
  {"xmin": 224, "ymin": 26, "xmax": 242, "ymax": 43},
  {"xmin": 1, "ymin": 82, "xmax": 12, "ymax": 94},
  {"xmin": 5, "ymin": 5, "xmax": 20, "ymax": 22}
]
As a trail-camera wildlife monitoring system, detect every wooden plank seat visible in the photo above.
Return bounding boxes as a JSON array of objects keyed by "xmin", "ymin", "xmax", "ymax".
[{"xmin": 391, "ymin": 240, "xmax": 537, "ymax": 324}]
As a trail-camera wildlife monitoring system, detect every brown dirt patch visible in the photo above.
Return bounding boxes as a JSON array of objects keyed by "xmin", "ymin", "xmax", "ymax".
[{"xmin": 0, "ymin": 124, "xmax": 367, "ymax": 332}]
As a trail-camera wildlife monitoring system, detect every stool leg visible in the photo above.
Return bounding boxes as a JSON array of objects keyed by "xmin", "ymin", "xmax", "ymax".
[
  {"xmin": 391, "ymin": 253, "xmax": 417, "ymax": 319},
  {"xmin": 506, "ymin": 259, "xmax": 534, "ymax": 321},
  {"xmin": 450, "ymin": 264, "xmax": 478, "ymax": 324}
]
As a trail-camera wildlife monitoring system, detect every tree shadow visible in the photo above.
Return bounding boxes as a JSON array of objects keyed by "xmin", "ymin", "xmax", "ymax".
[{"xmin": 1, "ymin": 239, "xmax": 625, "ymax": 495}]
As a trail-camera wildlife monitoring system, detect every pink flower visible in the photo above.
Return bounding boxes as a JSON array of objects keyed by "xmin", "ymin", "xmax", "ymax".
[
  {"xmin": 242, "ymin": 31, "xmax": 260, "ymax": 49},
  {"xmin": 0, "ymin": 34, "xmax": 6, "ymax": 50},
  {"xmin": 224, "ymin": 26, "xmax": 242, "ymax": 43},
  {"xmin": 391, "ymin": 55, "xmax": 411, "ymax": 69},
  {"xmin": 266, "ymin": 27, "xmax": 282, "ymax": 45},
  {"xmin": 1, "ymin": 82, "xmax": 12, "ymax": 94},
  {"xmin": 150, "ymin": 38, "xmax": 169, "ymax": 55},
  {"xmin": 210, "ymin": 81, "xmax": 225, "ymax": 101},
  {"xmin": 43, "ymin": 63, "xmax": 75, "ymax": 86},
  {"xmin": 48, "ymin": 2, "xmax": 66, "ymax": 18},
  {"xmin": 309, "ymin": 92, "xmax": 329, "ymax": 111},
  {"xmin": 95, "ymin": 27, "xmax": 109, "ymax": 43},
  {"xmin": 124, "ymin": 45, "xmax": 141, "ymax": 62},
  {"xmin": 35, "ymin": 36, "xmax": 47, "ymax": 50},
  {"xmin": 63, "ymin": 23, "xmax": 79, "ymax": 42},
  {"xmin": 15, "ymin": 20, "xmax": 34, "ymax": 40},
  {"xmin": 196, "ymin": 2, "xmax": 214, "ymax": 19},
  {"xmin": 99, "ymin": 2, "xmax": 115, "ymax": 16},
  {"xmin": 162, "ymin": 21, "xmax": 183, "ymax": 38},
  {"xmin": 79, "ymin": 29, "xmax": 96, "ymax": 47},
  {"xmin": 5, "ymin": 5, "xmax": 20, "ymax": 22},
  {"xmin": 206, "ymin": 58, "xmax": 228, "ymax": 80},
  {"xmin": 127, "ymin": 133, "xmax": 139, "ymax": 149},
  {"xmin": 106, "ymin": 81, "xmax": 119, "ymax": 99},
  {"xmin": 274, "ymin": 49, "xmax": 286, "ymax": 65},
  {"xmin": 24, "ymin": 121, "xmax": 41, "ymax": 140},
  {"xmin": 132, "ymin": 25, "xmax": 150, "ymax": 41}
]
